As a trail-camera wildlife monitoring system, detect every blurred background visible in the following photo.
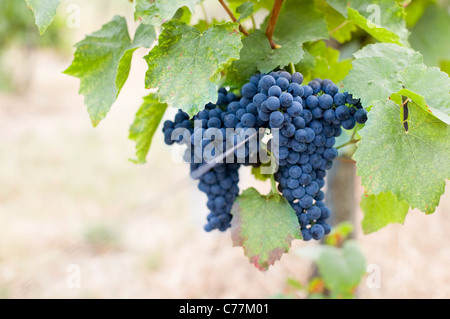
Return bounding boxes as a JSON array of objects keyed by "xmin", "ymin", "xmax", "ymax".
[{"xmin": 0, "ymin": 0, "xmax": 449, "ymax": 299}]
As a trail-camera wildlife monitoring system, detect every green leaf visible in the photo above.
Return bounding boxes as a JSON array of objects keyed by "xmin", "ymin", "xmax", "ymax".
[
  {"xmin": 344, "ymin": 56, "xmax": 403, "ymax": 107},
  {"xmin": 327, "ymin": 0, "xmax": 409, "ymax": 45},
  {"xmin": 343, "ymin": 43, "xmax": 450, "ymax": 124},
  {"xmin": 315, "ymin": 0, "xmax": 357, "ymax": 43},
  {"xmin": 404, "ymin": 0, "xmax": 435, "ymax": 27},
  {"xmin": 353, "ymin": 100, "xmax": 450, "ymax": 214},
  {"xmin": 129, "ymin": 94, "xmax": 168, "ymax": 164},
  {"xmin": 227, "ymin": 0, "xmax": 328, "ymax": 86},
  {"xmin": 400, "ymin": 64, "xmax": 450, "ymax": 124},
  {"xmin": 251, "ymin": 166, "xmax": 271, "ymax": 181},
  {"xmin": 64, "ymin": 17, "xmax": 156, "ymax": 127},
  {"xmin": 25, "ymin": 0, "xmax": 60, "ymax": 35},
  {"xmin": 295, "ymin": 41, "xmax": 352, "ymax": 84},
  {"xmin": 236, "ymin": 2, "xmax": 254, "ymax": 21},
  {"xmin": 144, "ymin": 21, "xmax": 242, "ymax": 117},
  {"xmin": 352, "ymin": 43, "xmax": 423, "ymax": 65},
  {"xmin": 171, "ymin": 6, "xmax": 192, "ymax": 24},
  {"xmin": 316, "ymin": 241, "xmax": 366, "ymax": 297},
  {"xmin": 134, "ymin": 0, "xmax": 200, "ymax": 26},
  {"xmin": 228, "ymin": 0, "xmax": 273, "ymax": 12},
  {"xmin": 410, "ymin": 4, "xmax": 450, "ymax": 67},
  {"xmin": 360, "ymin": 192, "xmax": 409, "ymax": 234},
  {"xmin": 231, "ymin": 187, "xmax": 300, "ymax": 271}
]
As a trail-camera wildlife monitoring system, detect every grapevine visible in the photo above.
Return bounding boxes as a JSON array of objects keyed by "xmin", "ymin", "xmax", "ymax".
[{"xmin": 20, "ymin": 0, "xmax": 450, "ymax": 273}]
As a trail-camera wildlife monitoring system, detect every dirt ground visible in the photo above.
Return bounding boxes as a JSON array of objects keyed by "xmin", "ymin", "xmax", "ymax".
[{"xmin": 0, "ymin": 2, "xmax": 449, "ymax": 299}]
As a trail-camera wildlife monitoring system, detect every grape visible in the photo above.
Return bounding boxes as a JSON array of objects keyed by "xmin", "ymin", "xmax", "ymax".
[
  {"xmin": 310, "ymin": 224, "xmax": 325, "ymax": 240},
  {"xmin": 301, "ymin": 228, "xmax": 313, "ymax": 241},
  {"xmin": 306, "ymin": 95, "xmax": 319, "ymax": 109},
  {"xmin": 241, "ymin": 83, "xmax": 257, "ymax": 98},
  {"xmin": 280, "ymin": 92, "xmax": 293, "ymax": 107},
  {"xmin": 276, "ymin": 77, "xmax": 290, "ymax": 91},
  {"xmin": 341, "ymin": 116, "xmax": 356, "ymax": 130},
  {"xmin": 288, "ymin": 83, "xmax": 304, "ymax": 97},
  {"xmin": 268, "ymin": 85, "xmax": 282, "ymax": 97},
  {"xmin": 253, "ymin": 93, "xmax": 267, "ymax": 107},
  {"xmin": 307, "ymin": 206, "xmax": 321, "ymax": 220},
  {"xmin": 335, "ymin": 105, "xmax": 350, "ymax": 121},
  {"xmin": 258, "ymin": 75, "xmax": 276, "ymax": 91},
  {"xmin": 318, "ymin": 94, "xmax": 333, "ymax": 109},
  {"xmin": 269, "ymin": 111, "xmax": 284, "ymax": 128},
  {"xmin": 333, "ymin": 92, "xmax": 345, "ymax": 105},
  {"xmin": 162, "ymin": 71, "xmax": 367, "ymax": 240},
  {"xmin": 292, "ymin": 72, "xmax": 304, "ymax": 84},
  {"xmin": 308, "ymin": 80, "xmax": 321, "ymax": 94},
  {"xmin": 287, "ymin": 101, "xmax": 303, "ymax": 117},
  {"xmin": 354, "ymin": 108, "xmax": 368, "ymax": 124},
  {"xmin": 266, "ymin": 96, "xmax": 281, "ymax": 111}
]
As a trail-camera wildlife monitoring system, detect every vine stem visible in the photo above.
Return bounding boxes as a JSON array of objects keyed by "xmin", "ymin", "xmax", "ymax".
[
  {"xmin": 288, "ymin": 62, "xmax": 295, "ymax": 74},
  {"xmin": 250, "ymin": 15, "xmax": 256, "ymax": 29},
  {"xmin": 335, "ymin": 138, "xmax": 359, "ymax": 149},
  {"xmin": 266, "ymin": 0, "xmax": 284, "ymax": 49},
  {"xmin": 217, "ymin": 0, "xmax": 249, "ymax": 36},
  {"xmin": 270, "ymin": 175, "xmax": 280, "ymax": 199},
  {"xmin": 330, "ymin": 20, "xmax": 349, "ymax": 34},
  {"xmin": 336, "ymin": 157, "xmax": 356, "ymax": 164}
]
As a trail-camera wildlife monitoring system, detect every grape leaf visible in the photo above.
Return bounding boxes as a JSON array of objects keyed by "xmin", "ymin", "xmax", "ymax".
[
  {"xmin": 227, "ymin": 0, "xmax": 328, "ymax": 86},
  {"xmin": 360, "ymin": 192, "xmax": 409, "ymax": 234},
  {"xmin": 230, "ymin": 187, "xmax": 300, "ymax": 271},
  {"xmin": 25, "ymin": 0, "xmax": 60, "ymax": 35},
  {"xmin": 344, "ymin": 43, "xmax": 450, "ymax": 124},
  {"xmin": 315, "ymin": 0, "xmax": 357, "ymax": 43},
  {"xmin": 236, "ymin": 2, "xmax": 254, "ymax": 22},
  {"xmin": 134, "ymin": 0, "xmax": 200, "ymax": 26},
  {"xmin": 404, "ymin": 0, "xmax": 435, "ymax": 27},
  {"xmin": 353, "ymin": 100, "xmax": 450, "ymax": 214},
  {"xmin": 129, "ymin": 94, "xmax": 168, "ymax": 164},
  {"xmin": 144, "ymin": 21, "xmax": 242, "ymax": 117},
  {"xmin": 326, "ymin": 0, "xmax": 409, "ymax": 45},
  {"xmin": 298, "ymin": 240, "xmax": 366, "ymax": 298},
  {"xmin": 352, "ymin": 43, "xmax": 423, "ymax": 65},
  {"xmin": 64, "ymin": 17, "xmax": 156, "ymax": 127},
  {"xmin": 316, "ymin": 240, "xmax": 366, "ymax": 298},
  {"xmin": 171, "ymin": 6, "xmax": 192, "ymax": 24},
  {"xmin": 400, "ymin": 64, "xmax": 450, "ymax": 124},
  {"xmin": 410, "ymin": 5, "xmax": 450, "ymax": 67},
  {"xmin": 344, "ymin": 56, "xmax": 403, "ymax": 107},
  {"xmin": 295, "ymin": 41, "xmax": 352, "ymax": 84}
]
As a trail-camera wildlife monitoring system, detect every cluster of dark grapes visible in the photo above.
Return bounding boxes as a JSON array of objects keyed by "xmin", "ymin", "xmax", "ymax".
[{"xmin": 162, "ymin": 70, "xmax": 367, "ymax": 240}]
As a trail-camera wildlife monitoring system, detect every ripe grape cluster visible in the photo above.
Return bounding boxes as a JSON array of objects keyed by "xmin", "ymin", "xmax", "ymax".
[{"xmin": 162, "ymin": 70, "xmax": 367, "ymax": 240}]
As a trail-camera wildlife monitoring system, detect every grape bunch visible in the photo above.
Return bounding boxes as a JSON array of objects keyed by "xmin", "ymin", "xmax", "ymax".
[
  {"xmin": 162, "ymin": 70, "xmax": 367, "ymax": 240},
  {"xmin": 248, "ymin": 72, "xmax": 367, "ymax": 240}
]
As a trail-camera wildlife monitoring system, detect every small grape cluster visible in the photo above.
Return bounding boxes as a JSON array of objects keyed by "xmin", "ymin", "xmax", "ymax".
[{"xmin": 162, "ymin": 70, "xmax": 367, "ymax": 240}]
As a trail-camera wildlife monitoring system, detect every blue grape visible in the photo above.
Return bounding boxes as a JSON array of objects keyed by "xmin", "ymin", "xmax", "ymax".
[
  {"xmin": 269, "ymin": 111, "xmax": 284, "ymax": 128},
  {"xmin": 268, "ymin": 85, "xmax": 282, "ymax": 97},
  {"xmin": 280, "ymin": 92, "xmax": 293, "ymax": 108},
  {"xmin": 354, "ymin": 108, "xmax": 368, "ymax": 124},
  {"xmin": 241, "ymin": 83, "xmax": 257, "ymax": 98},
  {"xmin": 335, "ymin": 105, "xmax": 350, "ymax": 121}
]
